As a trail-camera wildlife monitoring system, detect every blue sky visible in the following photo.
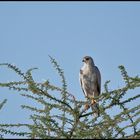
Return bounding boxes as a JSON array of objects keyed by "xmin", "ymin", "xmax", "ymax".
[{"xmin": 0, "ymin": 2, "xmax": 140, "ymax": 138}]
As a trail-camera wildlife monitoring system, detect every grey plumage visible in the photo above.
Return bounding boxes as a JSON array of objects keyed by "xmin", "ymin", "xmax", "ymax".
[{"xmin": 79, "ymin": 56, "xmax": 101, "ymax": 117}]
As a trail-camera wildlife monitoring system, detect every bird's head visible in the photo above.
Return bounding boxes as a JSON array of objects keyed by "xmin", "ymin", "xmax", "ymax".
[{"xmin": 82, "ymin": 56, "xmax": 95, "ymax": 66}]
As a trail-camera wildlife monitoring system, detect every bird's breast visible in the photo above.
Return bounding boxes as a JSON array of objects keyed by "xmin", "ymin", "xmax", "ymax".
[{"xmin": 81, "ymin": 65, "xmax": 97, "ymax": 82}]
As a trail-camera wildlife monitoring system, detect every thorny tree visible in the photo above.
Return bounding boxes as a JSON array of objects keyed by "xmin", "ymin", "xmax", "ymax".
[{"xmin": 0, "ymin": 56, "xmax": 140, "ymax": 139}]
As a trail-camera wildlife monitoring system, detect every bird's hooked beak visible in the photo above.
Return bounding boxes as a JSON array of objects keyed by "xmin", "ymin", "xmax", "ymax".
[{"xmin": 82, "ymin": 59, "xmax": 85, "ymax": 62}]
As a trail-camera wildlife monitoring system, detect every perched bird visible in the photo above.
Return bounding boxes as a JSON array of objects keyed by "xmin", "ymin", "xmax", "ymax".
[{"xmin": 79, "ymin": 56, "xmax": 101, "ymax": 117}]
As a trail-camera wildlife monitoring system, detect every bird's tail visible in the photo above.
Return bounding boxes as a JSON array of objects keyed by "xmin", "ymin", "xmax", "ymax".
[{"xmin": 91, "ymin": 102, "xmax": 100, "ymax": 117}]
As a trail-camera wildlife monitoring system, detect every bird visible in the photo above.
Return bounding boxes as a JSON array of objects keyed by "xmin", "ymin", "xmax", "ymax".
[{"xmin": 79, "ymin": 56, "xmax": 101, "ymax": 117}]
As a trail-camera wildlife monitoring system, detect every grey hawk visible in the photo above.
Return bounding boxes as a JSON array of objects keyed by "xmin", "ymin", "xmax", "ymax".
[{"xmin": 79, "ymin": 56, "xmax": 101, "ymax": 117}]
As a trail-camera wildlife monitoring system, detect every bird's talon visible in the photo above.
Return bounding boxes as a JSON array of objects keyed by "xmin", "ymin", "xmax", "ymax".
[
  {"xmin": 91, "ymin": 99, "xmax": 97, "ymax": 105},
  {"xmin": 84, "ymin": 104, "xmax": 90, "ymax": 110}
]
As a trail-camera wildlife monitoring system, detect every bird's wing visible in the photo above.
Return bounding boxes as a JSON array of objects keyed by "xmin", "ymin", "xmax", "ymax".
[{"xmin": 94, "ymin": 66, "xmax": 101, "ymax": 95}]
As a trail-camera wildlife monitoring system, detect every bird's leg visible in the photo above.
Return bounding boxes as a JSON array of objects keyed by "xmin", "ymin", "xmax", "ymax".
[
  {"xmin": 84, "ymin": 103, "xmax": 90, "ymax": 110},
  {"xmin": 91, "ymin": 98, "xmax": 97, "ymax": 105},
  {"xmin": 84, "ymin": 98, "xmax": 90, "ymax": 110}
]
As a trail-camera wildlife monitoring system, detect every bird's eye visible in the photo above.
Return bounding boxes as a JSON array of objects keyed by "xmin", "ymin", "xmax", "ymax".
[{"xmin": 86, "ymin": 58, "xmax": 89, "ymax": 61}]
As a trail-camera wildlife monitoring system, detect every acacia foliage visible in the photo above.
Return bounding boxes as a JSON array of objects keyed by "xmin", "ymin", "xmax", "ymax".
[{"xmin": 0, "ymin": 57, "xmax": 140, "ymax": 139}]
